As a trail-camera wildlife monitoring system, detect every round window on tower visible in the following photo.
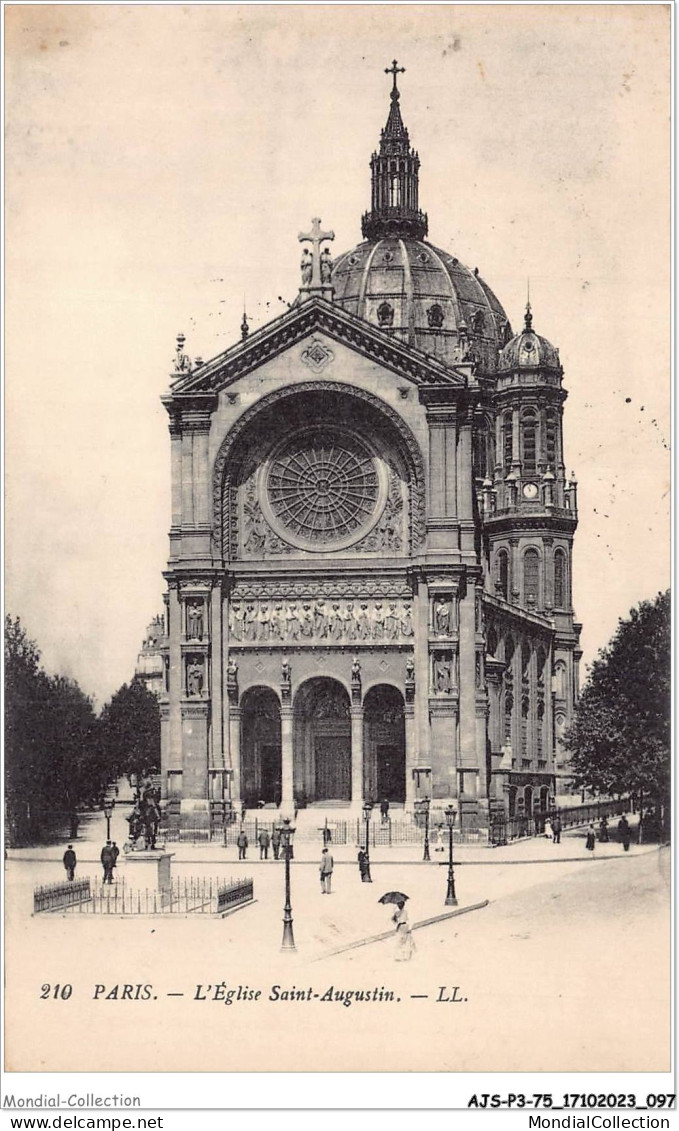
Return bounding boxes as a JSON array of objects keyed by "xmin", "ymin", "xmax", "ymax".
[{"xmin": 261, "ymin": 427, "xmax": 388, "ymax": 552}]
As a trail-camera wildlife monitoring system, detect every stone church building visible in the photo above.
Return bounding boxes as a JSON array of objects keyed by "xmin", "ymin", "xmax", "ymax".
[{"xmin": 158, "ymin": 66, "xmax": 581, "ymax": 830}]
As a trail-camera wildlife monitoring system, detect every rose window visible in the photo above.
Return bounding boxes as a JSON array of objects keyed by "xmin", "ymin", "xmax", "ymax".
[{"xmin": 265, "ymin": 429, "xmax": 384, "ymax": 549}]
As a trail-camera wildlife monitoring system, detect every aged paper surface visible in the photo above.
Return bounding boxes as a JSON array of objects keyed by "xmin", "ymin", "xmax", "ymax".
[{"xmin": 3, "ymin": 3, "xmax": 671, "ymax": 1087}]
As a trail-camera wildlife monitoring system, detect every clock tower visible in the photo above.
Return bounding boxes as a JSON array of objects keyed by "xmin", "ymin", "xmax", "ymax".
[{"xmin": 481, "ymin": 302, "xmax": 581, "ymax": 799}]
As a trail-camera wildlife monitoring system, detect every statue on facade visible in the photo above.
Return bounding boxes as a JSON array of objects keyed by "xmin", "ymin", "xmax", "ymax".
[
  {"xmin": 406, "ymin": 655, "xmax": 415, "ymax": 682},
  {"xmin": 434, "ymin": 656, "xmax": 452, "ymax": 694},
  {"xmin": 401, "ymin": 603, "xmax": 413, "ymax": 637},
  {"xmin": 385, "ymin": 602, "xmax": 400, "ymax": 640},
  {"xmin": 300, "ymin": 248, "xmax": 313, "ymax": 285},
  {"xmin": 187, "ymin": 658, "xmax": 204, "ymax": 697},
  {"xmin": 257, "ymin": 601, "xmax": 271, "ymax": 641},
  {"xmin": 229, "ymin": 602, "xmax": 244, "ymax": 640},
  {"xmin": 299, "ymin": 604, "xmax": 314, "ymax": 637},
  {"xmin": 187, "ymin": 600, "xmax": 204, "ymax": 640},
  {"xmin": 227, "ymin": 655, "xmax": 238, "ymax": 680},
  {"xmin": 434, "ymin": 597, "xmax": 453, "ymax": 636},
  {"xmin": 351, "ymin": 656, "xmax": 361, "ymax": 681},
  {"xmin": 320, "ymin": 247, "xmax": 333, "ymax": 284},
  {"xmin": 281, "ymin": 656, "xmax": 291, "ymax": 685}
]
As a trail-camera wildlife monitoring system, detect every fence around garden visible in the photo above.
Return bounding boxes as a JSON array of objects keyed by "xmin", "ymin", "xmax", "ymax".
[
  {"xmin": 34, "ymin": 876, "xmax": 254, "ymax": 916},
  {"xmin": 489, "ymin": 797, "xmax": 632, "ymax": 847}
]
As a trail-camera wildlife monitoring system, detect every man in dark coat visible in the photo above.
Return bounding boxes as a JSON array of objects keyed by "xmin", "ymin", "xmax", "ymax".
[
  {"xmin": 111, "ymin": 842, "xmax": 120, "ymax": 867},
  {"xmin": 551, "ymin": 815, "xmax": 562, "ymax": 844},
  {"xmin": 271, "ymin": 826, "xmax": 281, "ymax": 860},
  {"xmin": 101, "ymin": 841, "xmax": 115, "ymax": 883},
  {"xmin": 237, "ymin": 829, "xmax": 248, "ymax": 860},
  {"xmin": 380, "ymin": 798, "xmax": 390, "ymax": 823},
  {"xmin": 63, "ymin": 845, "xmax": 77, "ymax": 881},
  {"xmin": 320, "ymin": 846, "xmax": 334, "ymax": 894},
  {"xmin": 618, "ymin": 814, "xmax": 632, "ymax": 851},
  {"xmin": 258, "ymin": 829, "xmax": 271, "ymax": 860}
]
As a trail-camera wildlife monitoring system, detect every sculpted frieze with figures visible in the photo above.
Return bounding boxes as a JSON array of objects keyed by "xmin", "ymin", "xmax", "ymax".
[{"xmin": 227, "ymin": 595, "xmax": 413, "ymax": 645}]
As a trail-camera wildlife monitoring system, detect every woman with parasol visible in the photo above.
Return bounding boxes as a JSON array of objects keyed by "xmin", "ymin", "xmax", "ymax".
[{"xmin": 379, "ymin": 892, "xmax": 415, "ymax": 962}]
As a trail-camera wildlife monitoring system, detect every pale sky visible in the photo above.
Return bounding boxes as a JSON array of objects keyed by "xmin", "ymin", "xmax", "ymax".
[{"xmin": 5, "ymin": 4, "xmax": 670, "ymax": 708}]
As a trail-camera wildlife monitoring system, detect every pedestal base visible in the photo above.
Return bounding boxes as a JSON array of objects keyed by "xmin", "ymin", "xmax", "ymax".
[{"xmin": 123, "ymin": 851, "xmax": 174, "ymax": 905}]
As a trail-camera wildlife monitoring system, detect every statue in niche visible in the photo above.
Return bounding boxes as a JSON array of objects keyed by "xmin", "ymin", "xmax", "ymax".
[
  {"xmin": 281, "ymin": 656, "xmax": 291, "ymax": 686},
  {"xmin": 372, "ymin": 602, "xmax": 385, "ymax": 641},
  {"xmin": 285, "ymin": 604, "xmax": 300, "ymax": 640},
  {"xmin": 385, "ymin": 602, "xmax": 400, "ymax": 640},
  {"xmin": 300, "ymin": 248, "xmax": 313, "ymax": 285},
  {"xmin": 434, "ymin": 597, "xmax": 454, "ymax": 636},
  {"xmin": 243, "ymin": 603, "xmax": 257, "ymax": 642},
  {"xmin": 351, "ymin": 656, "xmax": 361, "ymax": 681},
  {"xmin": 356, "ymin": 603, "xmax": 371, "ymax": 640},
  {"xmin": 401, "ymin": 603, "xmax": 413, "ymax": 637},
  {"xmin": 406, "ymin": 656, "xmax": 415, "ymax": 682},
  {"xmin": 475, "ymin": 653, "xmax": 483, "ymax": 689},
  {"xmin": 434, "ymin": 656, "xmax": 453, "ymax": 694},
  {"xmin": 320, "ymin": 247, "xmax": 333, "ymax": 284},
  {"xmin": 257, "ymin": 601, "xmax": 271, "ymax": 642},
  {"xmin": 227, "ymin": 656, "xmax": 238, "ymax": 680},
  {"xmin": 229, "ymin": 602, "xmax": 244, "ymax": 641},
  {"xmin": 243, "ymin": 491, "xmax": 268, "ymax": 556},
  {"xmin": 299, "ymin": 604, "xmax": 314, "ymax": 638},
  {"xmin": 187, "ymin": 658, "xmax": 204, "ymax": 697},
  {"xmin": 186, "ymin": 600, "xmax": 204, "ymax": 640},
  {"xmin": 344, "ymin": 603, "xmax": 357, "ymax": 641},
  {"xmin": 314, "ymin": 600, "xmax": 329, "ymax": 639},
  {"xmin": 270, "ymin": 604, "xmax": 284, "ymax": 640}
]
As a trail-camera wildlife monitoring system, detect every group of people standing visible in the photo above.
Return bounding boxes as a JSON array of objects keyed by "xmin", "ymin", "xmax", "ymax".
[{"xmin": 236, "ymin": 826, "xmax": 284, "ymax": 860}]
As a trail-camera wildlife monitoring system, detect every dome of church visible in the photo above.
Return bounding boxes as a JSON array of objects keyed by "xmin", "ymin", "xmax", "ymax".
[
  {"xmin": 497, "ymin": 303, "xmax": 561, "ymax": 372},
  {"xmin": 328, "ymin": 62, "xmax": 510, "ymax": 371},
  {"xmin": 332, "ymin": 236, "xmax": 510, "ymax": 371}
]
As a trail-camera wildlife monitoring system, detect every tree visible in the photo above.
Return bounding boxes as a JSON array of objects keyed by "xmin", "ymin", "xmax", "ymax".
[
  {"xmin": 5, "ymin": 616, "xmax": 101, "ymax": 843},
  {"xmin": 563, "ymin": 591, "xmax": 670, "ymax": 829},
  {"xmin": 98, "ymin": 676, "xmax": 161, "ymax": 788}
]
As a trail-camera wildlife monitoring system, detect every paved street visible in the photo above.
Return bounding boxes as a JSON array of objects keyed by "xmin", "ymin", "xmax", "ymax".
[{"xmin": 4, "ymin": 806, "xmax": 669, "ymax": 1074}]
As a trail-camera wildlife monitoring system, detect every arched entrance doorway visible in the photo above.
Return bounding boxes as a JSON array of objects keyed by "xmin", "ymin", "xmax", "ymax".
[
  {"xmin": 363, "ymin": 685, "xmax": 406, "ymax": 803},
  {"xmin": 240, "ymin": 687, "xmax": 281, "ymax": 806},
  {"xmin": 293, "ymin": 678, "xmax": 351, "ymax": 804}
]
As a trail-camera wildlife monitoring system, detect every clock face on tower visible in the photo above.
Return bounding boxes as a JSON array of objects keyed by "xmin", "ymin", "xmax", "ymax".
[{"xmin": 522, "ymin": 482, "xmax": 539, "ymax": 500}]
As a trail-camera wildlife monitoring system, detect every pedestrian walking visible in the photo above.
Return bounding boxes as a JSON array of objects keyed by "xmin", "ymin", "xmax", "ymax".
[
  {"xmin": 258, "ymin": 828, "xmax": 271, "ymax": 860},
  {"xmin": 598, "ymin": 817, "xmax": 609, "ymax": 843},
  {"xmin": 319, "ymin": 846, "xmax": 334, "ymax": 894},
  {"xmin": 63, "ymin": 844, "xmax": 77, "ymax": 881},
  {"xmin": 380, "ymin": 798, "xmax": 390, "ymax": 823},
  {"xmin": 618, "ymin": 814, "xmax": 632, "ymax": 852},
  {"xmin": 585, "ymin": 823, "xmax": 596, "ymax": 853},
  {"xmin": 551, "ymin": 815, "xmax": 562, "ymax": 844},
  {"xmin": 393, "ymin": 900, "xmax": 415, "ymax": 961},
  {"xmin": 358, "ymin": 848, "xmax": 370, "ymax": 881},
  {"xmin": 271, "ymin": 826, "xmax": 281, "ymax": 860},
  {"xmin": 69, "ymin": 812, "xmax": 79, "ymax": 839},
  {"xmin": 100, "ymin": 841, "xmax": 115, "ymax": 883},
  {"xmin": 237, "ymin": 829, "xmax": 248, "ymax": 860}
]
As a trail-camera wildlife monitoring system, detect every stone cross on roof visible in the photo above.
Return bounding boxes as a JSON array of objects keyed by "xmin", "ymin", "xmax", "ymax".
[{"xmin": 298, "ymin": 217, "xmax": 335, "ymax": 291}]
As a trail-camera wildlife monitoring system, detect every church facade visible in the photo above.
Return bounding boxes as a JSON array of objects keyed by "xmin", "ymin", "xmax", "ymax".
[{"xmin": 158, "ymin": 66, "xmax": 581, "ymax": 830}]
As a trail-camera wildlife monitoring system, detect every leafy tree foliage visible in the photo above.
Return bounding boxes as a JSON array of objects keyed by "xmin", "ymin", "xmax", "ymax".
[
  {"xmin": 563, "ymin": 591, "xmax": 670, "ymax": 818},
  {"xmin": 98, "ymin": 676, "xmax": 160, "ymax": 787},
  {"xmin": 5, "ymin": 616, "xmax": 103, "ymax": 843}
]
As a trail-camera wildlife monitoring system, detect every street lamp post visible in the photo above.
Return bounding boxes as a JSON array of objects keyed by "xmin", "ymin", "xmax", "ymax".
[
  {"xmin": 416, "ymin": 797, "xmax": 431, "ymax": 862},
  {"xmin": 445, "ymin": 804, "xmax": 458, "ymax": 906},
  {"xmin": 280, "ymin": 817, "xmax": 296, "ymax": 950},
  {"xmin": 362, "ymin": 802, "xmax": 373, "ymax": 883},
  {"xmin": 103, "ymin": 800, "xmax": 113, "ymax": 843}
]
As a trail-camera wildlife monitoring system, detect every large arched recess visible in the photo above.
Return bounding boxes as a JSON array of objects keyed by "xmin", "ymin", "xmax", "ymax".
[
  {"xmin": 293, "ymin": 677, "xmax": 351, "ymax": 804},
  {"xmin": 240, "ymin": 687, "xmax": 281, "ymax": 807},
  {"xmin": 212, "ymin": 381, "xmax": 426, "ymax": 560},
  {"xmin": 363, "ymin": 684, "xmax": 406, "ymax": 804}
]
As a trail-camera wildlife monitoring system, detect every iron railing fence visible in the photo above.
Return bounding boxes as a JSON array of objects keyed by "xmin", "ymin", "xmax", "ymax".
[
  {"xmin": 489, "ymin": 797, "xmax": 632, "ymax": 846},
  {"xmin": 36, "ymin": 876, "xmax": 254, "ymax": 916},
  {"xmin": 33, "ymin": 878, "xmax": 91, "ymax": 913}
]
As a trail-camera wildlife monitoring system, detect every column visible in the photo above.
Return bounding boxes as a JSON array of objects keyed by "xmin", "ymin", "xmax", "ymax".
[
  {"xmin": 510, "ymin": 537, "xmax": 520, "ymax": 602},
  {"xmin": 168, "ymin": 586, "xmax": 182, "ymax": 780},
  {"xmin": 181, "ymin": 432, "xmax": 194, "ymax": 524},
  {"xmin": 428, "ymin": 421, "xmax": 446, "ymax": 517},
  {"xmin": 280, "ymin": 706, "xmax": 294, "ymax": 816},
  {"xmin": 405, "ymin": 704, "xmax": 416, "ymax": 807},
  {"xmin": 210, "ymin": 583, "xmax": 223, "ymax": 769},
  {"xmin": 229, "ymin": 707, "xmax": 241, "ymax": 809},
  {"xmin": 415, "ymin": 575, "xmax": 430, "ymax": 765},
  {"xmin": 169, "ymin": 423, "xmax": 182, "ymax": 528},
  {"xmin": 193, "ymin": 428, "xmax": 210, "ymax": 525},
  {"xmin": 350, "ymin": 706, "xmax": 364, "ymax": 808}
]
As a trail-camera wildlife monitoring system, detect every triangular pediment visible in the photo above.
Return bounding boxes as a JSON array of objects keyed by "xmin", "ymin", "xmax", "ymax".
[{"xmin": 168, "ymin": 297, "xmax": 469, "ymax": 396}]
